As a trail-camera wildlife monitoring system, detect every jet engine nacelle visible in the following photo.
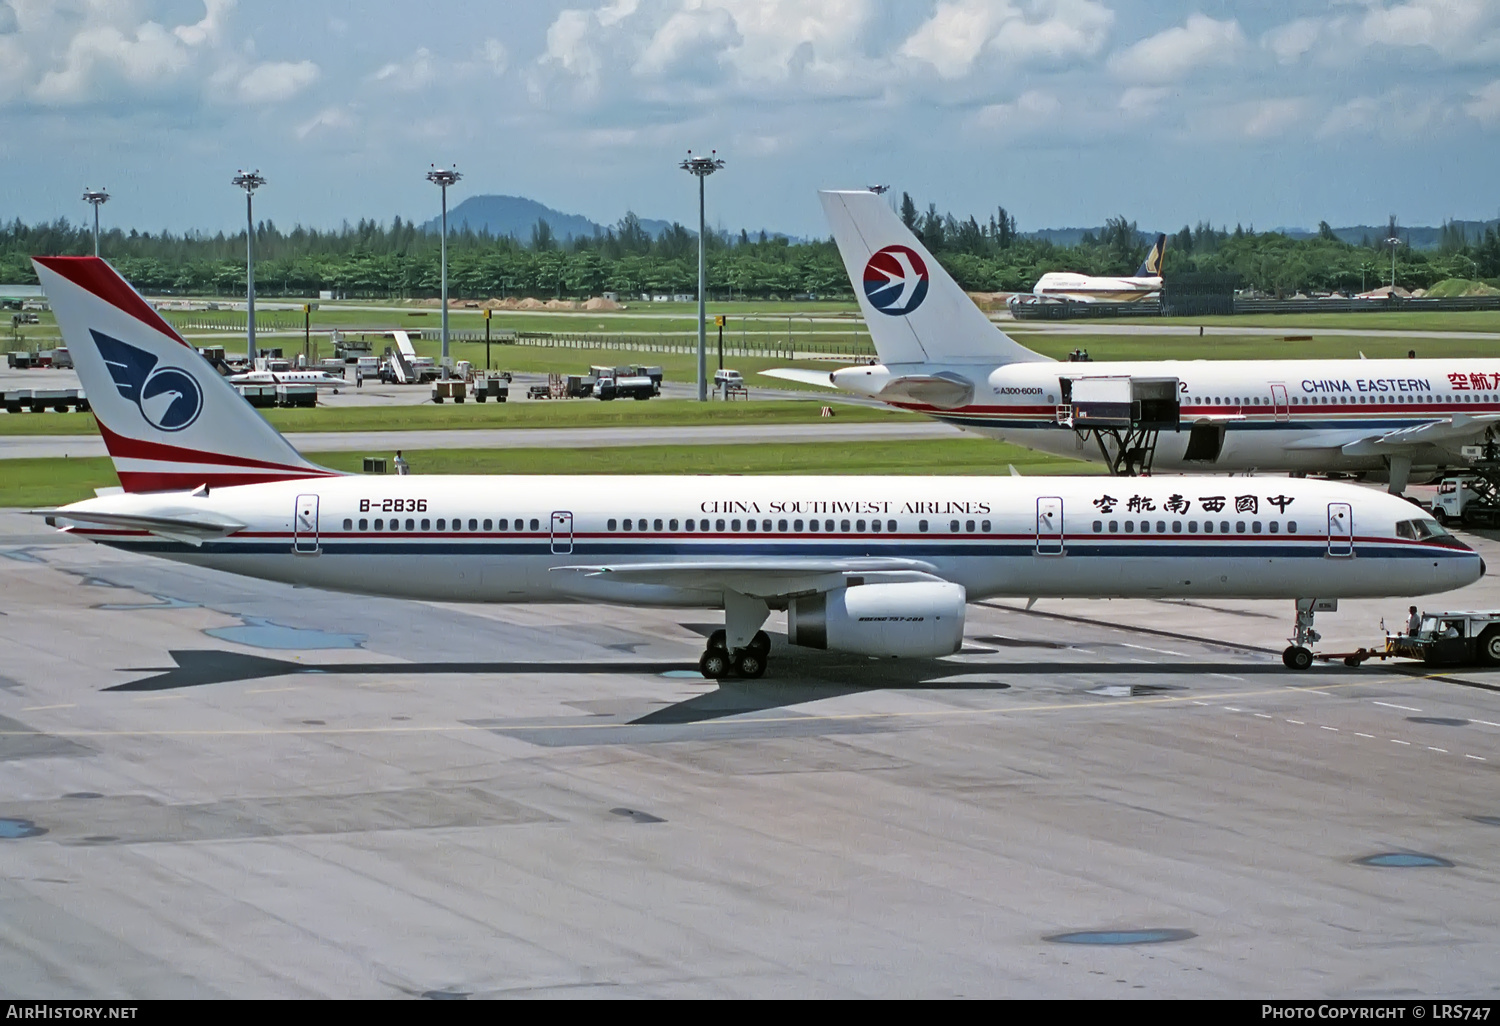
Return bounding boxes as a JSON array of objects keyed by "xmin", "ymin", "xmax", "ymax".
[{"xmin": 787, "ymin": 582, "xmax": 966, "ymax": 658}]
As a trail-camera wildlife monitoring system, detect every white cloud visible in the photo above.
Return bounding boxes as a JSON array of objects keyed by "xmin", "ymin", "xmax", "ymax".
[
  {"xmin": 1318, "ymin": 90, "xmax": 1452, "ymax": 139},
  {"xmin": 1118, "ymin": 85, "xmax": 1170, "ymax": 116},
  {"xmin": 972, "ymin": 90, "xmax": 1062, "ymax": 133},
  {"xmin": 901, "ymin": 0, "xmax": 1114, "ymax": 80},
  {"xmin": 296, "ymin": 104, "xmax": 355, "ymax": 140},
  {"xmin": 480, "ymin": 38, "xmax": 509, "ymax": 75},
  {"xmin": 1261, "ymin": 1, "xmax": 1500, "ymax": 68},
  {"xmin": 533, "ymin": 0, "xmax": 882, "ymax": 106},
  {"xmin": 237, "ymin": 60, "xmax": 318, "ymax": 104},
  {"xmin": 1354, "ymin": 0, "xmax": 1500, "ymax": 59},
  {"xmin": 1465, "ymin": 79, "xmax": 1500, "ymax": 124},
  {"xmin": 634, "ymin": 7, "xmax": 740, "ymax": 77},
  {"xmin": 370, "ymin": 47, "xmax": 436, "ymax": 91},
  {"xmin": 1241, "ymin": 97, "xmax": 1305, "ymax": 138},
  {"xmin": 1262, "ymin": 18, "xmax": 1321, "ymax": 65},
  {"xmin": 1109, "ymin": 14, "xmax": 1246, "ymax": 84},
  {"xmin": 0, "ymin": 1, "xmax": 318, "ymax": 112}
]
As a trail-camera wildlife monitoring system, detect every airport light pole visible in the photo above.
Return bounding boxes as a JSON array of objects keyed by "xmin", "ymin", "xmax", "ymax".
[
  {"xmin": 680, "ymin": 150, "xmax": 724, "ymax": 401},
  {"xmin": 81, "ymin": 188, "xmax": 109, "ymax": 257},
  {"xmin": 427, "ymin": 165, "xmax": 461, "ymax": 376},
  {"xmin": 232, "ymin": 171, "xmax": 266, "ymax": 363},
  {"xmin": 1385, "ymin": 235, "xmax": 1402, "ymax": 291}
]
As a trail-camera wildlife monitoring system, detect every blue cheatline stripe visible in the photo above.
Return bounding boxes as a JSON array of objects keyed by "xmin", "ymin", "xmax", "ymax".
[
  {"xmin": 101, "ymin": 537, "xmax": 1470, "ymax": 561},
  {"xmin": 929, "ymin": 413, "xmax": 1481, "ymax": 433}
]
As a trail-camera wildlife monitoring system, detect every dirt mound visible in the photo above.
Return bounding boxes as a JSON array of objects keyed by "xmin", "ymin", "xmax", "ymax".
[
  {"xmin": 967, "ymin": 291, "xmax": 1017, "ymax": 312},
  {"xmin": 544, "ymin": 299, "xmax": 579, "ymax": 310},
  {"xmin": 515, "ymin": 298, "xmax": 547, "ymax": 310},
  {"xmin": 584, "ymin": 296, "xmax": 624, "ymax": 311}
]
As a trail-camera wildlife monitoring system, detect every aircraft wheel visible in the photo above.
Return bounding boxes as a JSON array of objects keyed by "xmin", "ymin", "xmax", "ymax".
[
  {"xmin": 1477, "ymin": 627, "xmax": 1500, "ymax": 667},
  {"xmin": 707, "ymin": 629, "xmax": 728, "ymax": 652},
  {"xmin": 699, "ymin": 649, "xmax": 732, "ymax": 680},
  {"xmin": 747, "ymin": 630, "xmax": 771, "ymax": 657},
  {"xmin": 1283, "ymin": 646, "xmax": 1313, "ymax": 670},
  {"xmin": 732, "ymin": 650, "xmax": 766, "ymax": 679}
]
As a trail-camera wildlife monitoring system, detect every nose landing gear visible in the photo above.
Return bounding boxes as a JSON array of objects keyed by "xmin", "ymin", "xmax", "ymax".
[{"xmin": 1283, "ymin": 598, "xmax": 1331, "ymax": 670}]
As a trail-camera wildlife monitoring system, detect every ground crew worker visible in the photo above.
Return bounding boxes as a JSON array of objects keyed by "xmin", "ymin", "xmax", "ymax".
[
  {"xmin": 355, "ymin": 367, "xmax": 363, "ymax": 388},
  {"xmin": 394, "ymin": 450, "xmax": 409, "ymax": 476},
  {"xmin": 1407, "ymin": 606, "xmax": 1421, "ymax": 635}
]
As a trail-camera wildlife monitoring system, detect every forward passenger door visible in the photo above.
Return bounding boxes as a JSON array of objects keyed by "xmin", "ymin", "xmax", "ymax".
[{"xmin": 1036, "ymin": 497, "xmax": 1064, "ymax": 556}]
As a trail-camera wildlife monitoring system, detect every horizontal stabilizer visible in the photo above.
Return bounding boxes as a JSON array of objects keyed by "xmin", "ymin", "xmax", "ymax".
[
  {"xmin": 31, "ymin": 508, "xmax": 246, "ymax": 547},
  {"xmin": 760, "ymin": 368, "xmax": 838, "ymax": 389}
]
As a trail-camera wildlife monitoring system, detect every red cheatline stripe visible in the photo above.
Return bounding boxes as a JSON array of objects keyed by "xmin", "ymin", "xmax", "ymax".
[
  {"xmin": 97, "ymin": 421, "xmax": 335, "ymax": 474},
  {"xmin": 33, "ymin": 256, "xmax": 189, "ymax": 346},
  {"xmin": 117, "ymin": 469, "xmax": 330, "ymax": 493}
]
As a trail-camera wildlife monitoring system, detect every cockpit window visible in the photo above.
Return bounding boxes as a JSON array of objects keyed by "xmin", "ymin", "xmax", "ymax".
[{"xmin": 1398, "ymin": 518, "xmax": 1451, "ymax": 540}]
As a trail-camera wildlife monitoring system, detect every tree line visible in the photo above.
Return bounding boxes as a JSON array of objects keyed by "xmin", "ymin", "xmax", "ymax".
[{"xmin": 3, "ymin": 196, "xmax": 1496, "ymax": 300}]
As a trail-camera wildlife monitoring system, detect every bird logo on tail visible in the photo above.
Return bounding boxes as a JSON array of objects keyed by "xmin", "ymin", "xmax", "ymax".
[
  {"xmin": 93, "ymin": 330, "xmax": 203, "ymax": 432},
  {"xmin": 863, "ymin": 245, "xmax": 930, "ymax": 315}
]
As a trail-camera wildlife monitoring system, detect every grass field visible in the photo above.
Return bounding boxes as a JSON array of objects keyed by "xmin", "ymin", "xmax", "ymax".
[
  {"xmin": 1105, "ymin": 311, "xmax": 1500, "ymax": 332},
  {"xmin": 2, "ymin": 440, "xmax": 1092, "ymax": 508},
  {"xmin": 0, "ymin": 397, "xmax": 907, "ymax": 436}
]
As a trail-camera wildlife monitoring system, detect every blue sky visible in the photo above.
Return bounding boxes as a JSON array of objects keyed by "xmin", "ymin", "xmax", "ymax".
[{"xmin": 2, "ymin": 1, "xmax": 1497, "ymax": 237}]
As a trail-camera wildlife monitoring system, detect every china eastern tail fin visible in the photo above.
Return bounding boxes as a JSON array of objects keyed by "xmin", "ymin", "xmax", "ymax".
[
  {"xmin": 33, "ymin": 256, "xmax": 339, "ymax": 493},
  {"xmin": 1136, "ymin": 233, "xmax": 1166, "ymax": 277},
  {"xmin": 819, "ymin": 190, "xmax": 1049, "ymax": 366}
]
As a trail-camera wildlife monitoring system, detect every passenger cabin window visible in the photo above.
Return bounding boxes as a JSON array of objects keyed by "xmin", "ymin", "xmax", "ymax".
[
  {"xmin": 406, "ymin": 518, "xmax": 415, "ymax": 531},
  {"xmin": 685, "ymin": 520, "xmax": 696, "ymax": 532},
  {"xmin": 731, "ymin": 519, "xmax": 741, "ymax": 531},
  {"xmin": 778, "ymin": 519, "xmax": 788, "ymax": 531},
  {"xmin": 1288, "ymin": 521, "xmax": 1298, "ymax": 533},
  {"xmin": 794, "ymin": 519, "xmax": 804, "ymax": 531},
  {"xmin": 529, "ymin": 519, "xmax": 539, "ymax": 531},
  {"xmin": 950, "ymin": 520, "xmax": 960, "ymax": 532},
  {"xmin": 359, "ymin": 518, "xmax": 369, "ymax": 530},
  {"xmin": 670, "ymin": 519, "xmax": 679, "ymax": 531},
  {"xmin": 343, "ymin": 518, "xmax": 353, "ymax": 530},
  {"xmin": 809, "ymin": 519, "xmax": 820, "ymax": 533},
  {"xmin": 498, "ymin": 519, "xmax": 508, "ymax": 531},
  {"xmin": 654, "ymin": 519, "xmax": 663, "ymax": 531},
  {"xmin": 436, "ymin": 519, "xmax": 446, "ymax": 530},
  {"xmin": 1093, "ymin": 520, "xmax": 1103, "ymax": 533},
  {"xmin": 483, "ymin": 519, "xmax": 492, "ymax": 530},
  {"xmin": 919, "ymin": 520, "xmax": 929, "ymax": 532}
]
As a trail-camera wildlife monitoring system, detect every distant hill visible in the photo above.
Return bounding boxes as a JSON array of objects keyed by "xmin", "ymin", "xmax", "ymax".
[
  {"xmin": 420, "ymin": 194, "xmax": 673, "ymax": 242},
  {"xmin": 421, "ymin": 193, "xmax": 804, "ymax": 244}
]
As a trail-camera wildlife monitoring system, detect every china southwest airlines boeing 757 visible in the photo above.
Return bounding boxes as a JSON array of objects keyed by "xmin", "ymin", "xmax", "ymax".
[
  {"xmin": 769, "ymin": 190, "xmax": 1500, "ymax": 494},
  {"xmin": 30, "ymin": 256, "xmax": 1483, "ymax": 674}
]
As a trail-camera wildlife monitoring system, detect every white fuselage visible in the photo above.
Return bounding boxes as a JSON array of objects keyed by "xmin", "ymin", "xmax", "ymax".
[
  {"xmin": 1029, "ymin": 273, "xmax": 1161, "ymax": 303},
  {"xmin": 55, "ymin": 474, "xmax": 1478, "ymax": 605},
  {"xmin": 836, "ymin": 357, "xmax": 1500, "ymax": 475}
]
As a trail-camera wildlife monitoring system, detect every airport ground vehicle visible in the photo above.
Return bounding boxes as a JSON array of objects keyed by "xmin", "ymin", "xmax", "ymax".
[
  {"xmin": 473, "ymin": 374, "xmax": 509, "ymax": 402},
  {"xmin": 1425, "ymin": 468, "xmax": 1500, "ymax": 527},
  {"xmin": 1385, "ymin": 611, "xmax": 1500, "ymax": 666},
  {"xmin": 30, "ymin": 254, "xmax": 1488, "ymax": 680}
]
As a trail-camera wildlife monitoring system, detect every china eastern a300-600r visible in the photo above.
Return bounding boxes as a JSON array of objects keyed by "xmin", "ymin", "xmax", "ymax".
[
  {"xmin": 770, "ymin": 190, "xmax": 1500, "ymax": 494},
  {"xmin": 30, "ymin": 256, "xmax": 1482, "ymax": 674}
]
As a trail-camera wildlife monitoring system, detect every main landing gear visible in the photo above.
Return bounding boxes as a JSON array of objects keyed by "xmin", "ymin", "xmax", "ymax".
[
  {"xmin": 699, "ymin": 590, "xmax": 773, "ymax": 680},
  {"xmin": 1282, "ymin": 598, "xmax": 1327, "ymax": 670},
  {"xmin": 699, "ymin": 629, "xmax": 771, "ymax": 680}
]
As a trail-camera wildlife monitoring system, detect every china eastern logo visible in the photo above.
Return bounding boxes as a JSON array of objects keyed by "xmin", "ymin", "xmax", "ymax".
[
  {"xmin": 863, "ymin": 245, "xmax": 929, "ymax": 316},
  {"xmin": 92, "ymin": 329, "xmax": 203, "ymax": 432}
]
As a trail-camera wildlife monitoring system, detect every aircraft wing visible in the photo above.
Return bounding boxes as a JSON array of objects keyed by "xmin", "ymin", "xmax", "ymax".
[
  {"xmin": 553, "ymin": 557, "xmax": 941, "ymax": 598},
  {"xmin": 1281, "ymin": 414, "xmax": 1500, "ymax": 455},
  {"xmin": 30, "ymin": 509, "xmax": 247, "ymax": 547},
  {"xmin": 760, "ymin": 368, "xmax": 838, "ymax": 388}
]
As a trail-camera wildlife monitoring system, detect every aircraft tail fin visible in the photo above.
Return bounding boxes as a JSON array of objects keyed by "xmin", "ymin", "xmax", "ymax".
[
  {"xmin": 819, "ymin": 190, "xmax": 1050, "ymax": 366},
  {"xmin": 1137, "ymin": 233, "xmax": 1166, "ymax": 277},
  {"xmin": 32, "ymin": 256, "xmax": 340, "ymax": 494}
]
